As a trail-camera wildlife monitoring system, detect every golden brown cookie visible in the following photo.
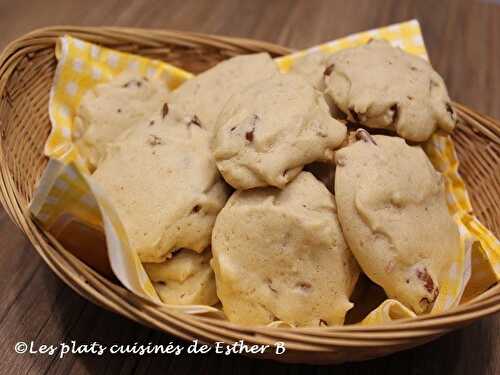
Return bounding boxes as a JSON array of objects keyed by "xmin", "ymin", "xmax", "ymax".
[
  {"xmin": 145, "ymin": 249, "xmax": 218, "ymax": 306},
  {"xmin": 335, "ymin": 133, "xmax": 461, "ymax": 313},
  {"xmin": 92, "ymin": 104, "xmax": 230, "ymax": 262},
  {"xmin": 211, "ymin": 172, "xmax": 359, "ymax": 326},
  {"xmin": 324, "ymin": 40, "xmax": 457, "ymax": 142},
  {"xmin": 213, "ymin": 73, "xmax": 346, "ymax": 189}
]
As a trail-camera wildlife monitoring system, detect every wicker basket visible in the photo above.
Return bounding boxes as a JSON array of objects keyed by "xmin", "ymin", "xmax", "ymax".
[{"xmin": 0, "ymin": 27, "xmax": 499, "ymax": 364}]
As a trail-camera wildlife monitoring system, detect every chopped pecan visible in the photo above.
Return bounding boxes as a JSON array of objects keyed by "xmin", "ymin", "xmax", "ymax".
[
  {"xmin": 416, "ymin": 267, "xmax": 435, "ymax": 294},
  {"xmin": 122, "ymin": 79, "xmax": 142, "ymax": 88},
  {"xmin": 355, "ymin": 128, "xmax": 377, "ymax": 145},
  {"xmin": 188, "ymin": 115, "xmax": 202, "ymax": 128},
  {"xmin": 162, "ymin": 103, "xmax": 169, "ymax": 119},
  {"xmin": 147, "ymin": 134, "xmax": 163, "ymax": 146},
  {"xmin": 245, "ymin": 114, "xmax": 259, "ymax": 142},
  {"xmin": 265, "ymin": 277, "xmax": 277, "ymax": 293},
  {"xmin": 419, "ymin": 287, "xmax": 439, "ymax": 312},
  {"xmin": 296, "ymin": 281, "xmax": 312, "ymax": 291},
  {"xmin": 324, "ymin": 64, "xmax": 335, "ymax": 76},
  {"xmin": 245, "ymin": 130, "xmax": 254, "ymax": 142}
]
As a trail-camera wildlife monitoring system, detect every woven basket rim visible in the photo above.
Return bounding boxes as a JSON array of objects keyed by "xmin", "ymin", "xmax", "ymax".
[{"xmin": 0, "ymin": 26, "xmax": 499, "ymax": 358}]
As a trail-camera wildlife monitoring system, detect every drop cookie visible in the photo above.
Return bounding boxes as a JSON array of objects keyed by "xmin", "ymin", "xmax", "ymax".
[
  {"xmin": 334, "ymin": 133, "xmax": 461, "ymax": 314},
  {"xmin": 213, "ymin": 73, "xmax": 347, "ymax": 189},
  {"xmin": 324, "ymin": 40, "xmax": 458, "ymax": 142},
  {"xmin": 144, "ymin": 249, "xmax": 219, "ymax": 305},
  {"xmin": 92, "ymin": 104, "xmax": 230, "ymax": 262},
  {"xmin": 74, "ymin": 73, "xmax": 169, "ymax": 168},
  {"xmin": 211, "ymin": 172, "xmax": 360, "ymax": 326},
  {"xmin": 170, "ymin": 53, "xmax": 279, "ymax": 135}
]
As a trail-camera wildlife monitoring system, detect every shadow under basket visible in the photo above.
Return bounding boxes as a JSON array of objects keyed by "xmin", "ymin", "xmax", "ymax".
[{"xmin": 0, "ymin": 27, "xmax": 499, "ymax": 364}]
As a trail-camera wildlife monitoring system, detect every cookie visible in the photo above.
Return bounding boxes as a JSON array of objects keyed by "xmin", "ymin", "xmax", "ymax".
[
  {"xmin": 213, "ymin": 73, "xmax": 347, "ymax": 189},
  {"xmin": 211, "ymin": 172, "xmax": 360, "ymax": 327},
  {"xmin": 74, "ymin": 73, "xmax": 169, "ymax": 169},
  {"xmin": 145, "ymin": 249, "xmax": 218, "ymax": 305},
  {"xmin": 92, "ymin": 104, "xmax": 230, "ymax": 262},
  {"xmin": 324, "ymin": 40, "xmax": 458, "ymax": 142},
  {"xmin": 170, "ymin": 53, "xmax": 279, "ymax": 135},
  {"xmin": 334, "ymin": 133, "xmax": 461, "ymax": 314}
]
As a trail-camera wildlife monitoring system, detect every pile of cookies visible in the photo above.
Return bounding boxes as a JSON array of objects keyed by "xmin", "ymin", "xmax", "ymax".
[{"xmin": 74, "ymin": 40, "xmax": 461, "ymax": 327}]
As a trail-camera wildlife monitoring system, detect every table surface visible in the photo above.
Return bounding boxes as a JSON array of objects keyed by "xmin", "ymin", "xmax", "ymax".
[{"xmin": 0, "ymin": 0, "xmax": 499, "ymax": 374}]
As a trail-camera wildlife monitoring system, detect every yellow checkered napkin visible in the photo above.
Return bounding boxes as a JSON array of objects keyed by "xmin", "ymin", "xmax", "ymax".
[
  {"xmin": 361, "ymin": 300, "xmax": 417, "ymax": 325},
  {"xmin": 30, "ymin": 20, "xmax": 499, "ymax": 325}
]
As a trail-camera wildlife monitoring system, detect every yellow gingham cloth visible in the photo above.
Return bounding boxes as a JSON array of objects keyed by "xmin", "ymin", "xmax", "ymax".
[{"xmin": 31, "ymin": 20, "xmax": 499, "ymax": 325}]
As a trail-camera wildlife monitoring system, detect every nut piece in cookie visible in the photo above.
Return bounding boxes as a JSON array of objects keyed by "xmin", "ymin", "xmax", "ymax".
[
  {"xmin": 91, "ymin": 104, "xmax": 230, "ymax": 262},
  {"xmin": 213, "ymin": 73, "xmax": 347, "ymax": 189},
  {"xmin": 211, "ymin": 172, "xmax": 360, "ymax": 327},
  {"xmin": 324, "ymin": 40, "xmax": 458, "ymax": 142},
  {"xmin": 144, "ymin": 249, "xmax": 219, "ymax": 306},
  {"xmin": 334, "ymin": 135, "xmax": 461, "ymax": 314},
  {"xmin": 74, "ymin": 73, "xmax": 170, "ymax": 169},
  {"xmin": 170, "ymin": 53, "xmax": 279, "ymax": 135}
]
